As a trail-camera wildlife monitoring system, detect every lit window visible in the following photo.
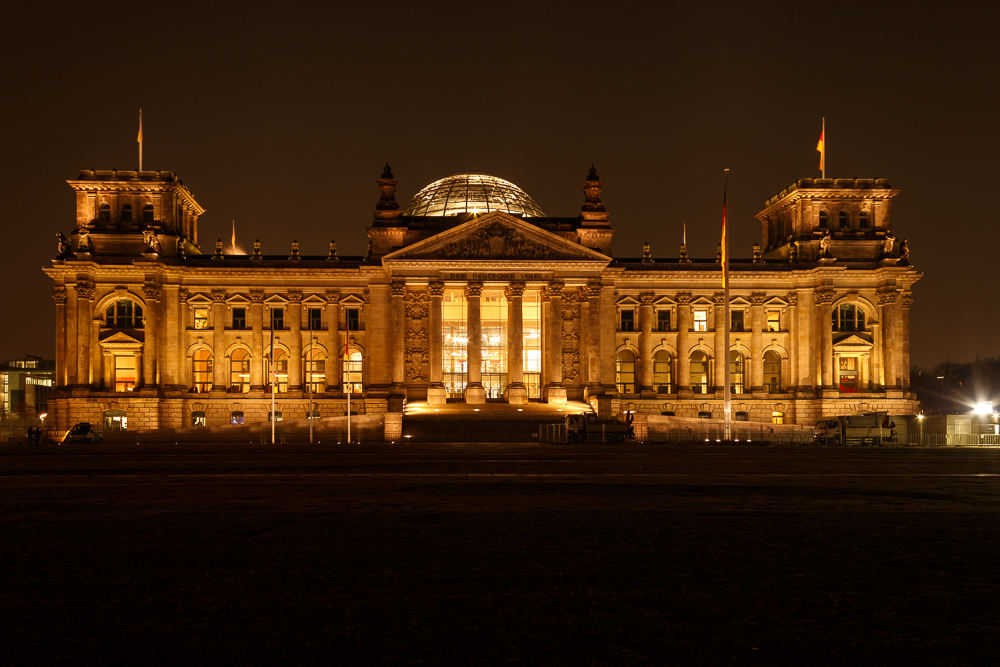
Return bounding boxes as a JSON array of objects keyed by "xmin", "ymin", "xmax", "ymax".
[
  {"xmin": 772, "ymin": 411, "xmax": 785, "ymax": 425},
  {"xmin": 693, "ymin": 310, "xmax": 708, "ymax": 332},
  {"xmin": 730, "ymin": 351, "xmax": 745, "ymax": 394},
  {"xmin": 269, "ymin": 411, "xmax": 283, "ymax": 422},
  {"xmin": 731, "ymin": 310, "xmax": 745, "ymax": 332},
  {"xmin": 766, "ymin": 309, "xmax": 780, "ymax": 332},
  {"xmin": 653, "ymin": 350, "xmax": 672, "ymax": 393},
  {"xmin": 230, "ymin": 411, "xmax": 244, "ymax": 425},
  {"xmin": 838, "ymin": 357, "xmax": 858, "ymax": 393},
  {"xmin": 192, "ymin": 349, "xmax": 212, "ymax": 393},
  {"xmin": 106, "ymin": 300, "xmax": 143, "ymax": 328},
  {"xmin": 194, "ymin": 307, "xmax": 209, "ymax": 329},
  {"xmin": 306, "ymin": 349, "xmax": 326, "ymax": 393},
  {"xmin": 343, "ymin": 350, "xmax": 363, "ymax": 393},
  {"xmin": 620, "ymin": 309, "xmax": 635, "ymax": 332},
  {"xmin": 104, "ymin": 410, "xmax": 127, "ymax": 430},
  {"xmin": 230, "ymin": 349, "xmax": 250, "ymax": 393},
  {"xmin": 191, "ymin": 411, "xmax": 206, "ymax": 427},
  {"xmin": 832, "ymin": 304, "xmax": 865, "ymax": 332},
  {"xmin": 690, "ymin": 351, "xmax": 709, "ymax": 394},
  {"xmin": 616, "ymin": 350, "xmax": 636, "ymax": 394},
  {"xmin": 113, "ymin": 355, "xmax": 136, "ymax": 392},
  {"xmin": 266, "ymin": 349, "xmax": 288, "ymax": 393}
]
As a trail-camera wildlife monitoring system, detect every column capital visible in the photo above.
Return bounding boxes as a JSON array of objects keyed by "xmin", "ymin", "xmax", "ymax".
[
  {"xmin": 582, "ymin": 282, "xmax": 602, "ymax": 299},
  {"xmin": 211, "ymin": 289, "xmax": 227, "ymax": 303},
  {"xmin": 464, "ymin": 281, "xmax": 483, "ymax": 298},
  {"xmin": 785, "ymin": 291, "xmax": 798, "ymax": 306},
  {"xmin": 286, "ymin": 291, "xmax": 303, "ymax": 304},
  {"xmin": 249, "ymin": 289, "xmax": 265, "ymax": 303},
  {"xmin": 504, "ymin": 282, "xmax": 525, "ymax": 300},
  {"xmin": 750, "ymin": 291, "xmax": 767, "ymax": 306},
  {"xmin": 143, "ymin": 283, "xmax": 162, "ymax": 301},
  {"xmin": 639, "ymin": 292, "xmax": 656, "ymax": 306},
  {"xmin": 676, "ymin": 292, "xmax": 692, "ymax": 306},
  {"xmin": 428, "ymin": 281, "xmax": 445, "ymax": 297},
  {"xmin": 814, "ymin": 289, "xmax": 836, "ymax": 306},
  {"xmin": 52, "ymin": 286, "xmax": 67, "ymax": 304},
  {"xmin": 76, "ymin": 283, "xmax": 95, "ymax": 300},
  {"xmin": 389, "ymin": 281, "xmax": 407, "ymax": 298},
  {"xmin": 712, "ymin": 291, "xmax": 726, "ymax": 306},
  {"xmin": 901, "ymin": 293, "xmax": 914, "ymax": 309},
  {"xmin": 877, "ymin": 289, "xmax": 898, "ymax": 306}
]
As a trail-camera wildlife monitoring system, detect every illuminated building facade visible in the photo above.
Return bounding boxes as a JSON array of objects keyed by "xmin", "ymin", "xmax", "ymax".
[
  {"xmin": 44, "ymin": 165, "xmax": 920, "ymax": 432},
  {"xmin": 1, "ymin": 356, "xmax": 55, "ymax": 418}
]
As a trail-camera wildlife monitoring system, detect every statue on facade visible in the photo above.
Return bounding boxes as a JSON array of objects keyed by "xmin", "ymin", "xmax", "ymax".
[
  {"xmin": 900, "ymin": 238, "xmax": 909, "ymax": 264},
  {"xmin": 142, "ymin": 228, "xmax": 159, "ymax": 253},
  {"xmin": 77, "ymin": 228, "xmax": 92, "ymax": 252},
  {"xmin": 56, "ymin": 232, "xmax": 69, "ymax": 257},
  {"xmin": 883, "ymin": 231, "xmax": 896, "ymax": 257},
  {"xmin": 819, "ymin": 231, "xmax": 832, "ymax": 258}
]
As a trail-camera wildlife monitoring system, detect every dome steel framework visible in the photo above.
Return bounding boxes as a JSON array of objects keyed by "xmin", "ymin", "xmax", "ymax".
[{"xmin": 401, "ymin": 172, "xmax": 545, "ymax": 218}]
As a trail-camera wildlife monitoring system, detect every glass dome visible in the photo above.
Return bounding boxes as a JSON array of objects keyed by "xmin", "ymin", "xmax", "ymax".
[{"xmin": 401, "ymin": 172, "xmax": 545, "ymax": 218}]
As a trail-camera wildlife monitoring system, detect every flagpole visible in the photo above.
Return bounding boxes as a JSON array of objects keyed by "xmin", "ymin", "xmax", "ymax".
[
  {"xmin": 723, "ymin": 169, "xmax": 731, "ymax": 441},
  {"xmin": 271, "ymin": 312, "xmax": 275, "ymax": 444},
  {"xmin": 821, "ymin": 117, "xmax": 826, "ymax": 179},
  {"xmin": 138, "ymin": 109, "xmax": 143, "ymax": 172}
]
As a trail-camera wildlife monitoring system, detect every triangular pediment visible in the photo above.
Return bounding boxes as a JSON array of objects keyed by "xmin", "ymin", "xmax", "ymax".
[
  {"xmin": 383, "ymin": 211, "xmax": 611, "ymax": 263},
  {"xmin": 100, "ymin": 330, "xmax": 144, "ymax": 346},
  {"xmin": 833, "ymin": 334, "xmax": 873, "ymax": 349}
]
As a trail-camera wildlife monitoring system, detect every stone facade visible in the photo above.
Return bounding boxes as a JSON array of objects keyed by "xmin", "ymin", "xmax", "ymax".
[{"xmin": 43, "ymin": 168, "xmax": 920, "ymax": 432}]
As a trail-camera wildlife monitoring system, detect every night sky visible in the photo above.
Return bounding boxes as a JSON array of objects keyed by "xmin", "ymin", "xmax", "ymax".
[{"xmin": 2, "ymin": 1, "xmax": 997, "ymax": 367}]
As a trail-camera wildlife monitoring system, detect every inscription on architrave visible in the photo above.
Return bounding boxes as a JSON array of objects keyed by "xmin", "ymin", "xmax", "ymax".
[
  {"xmin": 404, "ymin": 291, "xmax": 429, "ymax": 382},
  {"xmin": 561, "ymin": 295, "xmax": 582, "ymax": 383}
]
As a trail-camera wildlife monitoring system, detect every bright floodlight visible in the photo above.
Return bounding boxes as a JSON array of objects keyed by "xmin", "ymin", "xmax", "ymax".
[{"xmin": 973, "ymin": 401, "xmax": 993, "ymax": 415}]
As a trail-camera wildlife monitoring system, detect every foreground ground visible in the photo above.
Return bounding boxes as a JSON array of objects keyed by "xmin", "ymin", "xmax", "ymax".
[{"xmin": 2, "ymin": 442, "xmax": 999, "ymax": 665}]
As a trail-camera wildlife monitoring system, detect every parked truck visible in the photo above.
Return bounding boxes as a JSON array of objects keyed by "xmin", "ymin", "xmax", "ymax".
[
  {"xmin": 814, "ymin": 413, "xmax": 911, "ymax": 446},
  {"xmin": 565, "ymin": 413, "xmax": 633, "ymax": 444}
]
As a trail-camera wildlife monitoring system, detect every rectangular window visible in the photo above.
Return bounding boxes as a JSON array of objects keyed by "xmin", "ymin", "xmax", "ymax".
[
  {"xmin": 656, "ymin": 310, "xmax": 671, "ymax": 332},
  {"xmin": 308, "ymin": 308, "xmax": 322, "ymax": 330},
  {"xmin": 270, "ymin": 308, "xmax": 284, "ymax": 330},
  {"xmin": 693, "ymin": 310, "xmax": 708, "ymax": 332},
  {"xmin": 191, "ymin": 411, "xmax": 206, "ymax": 427},
  {"xmin": 766, "ymin": 309, "xmax": 780, "ymax": 332},
  {"xmin": 194, "ymin": 307, "xmax": 209, "ymax": 330},
  {"xmin": 268, "ymin": 411, "xmax": 283, "ymax": 422},
  {"xmin": 346, "ymin": 308, "xmax": 360, "ymax": 331},
  {"xmin": 731, "ymin": 310, "xmax": 745, "ymax": 332},
  {"xmin": 838, "ymin": 356, "xmax": 858, "ymax": 393},
  {"xmin": 232, "ymin": 307, "xmax": 246, "ymax": 330},
  {"xmin": 772, "ymin": 411, "xmax": 785, "ymax": 425},
  {"xmin": 230, "ymin": 411, "xmax": 244, "ymax": 425},
  {"xmin": 620, "ymin": 309, "xmax": 635, "ymax": 332},
  {"xmin": 114, "ymin": 355, "xmax": 136, "ymax": 392}
]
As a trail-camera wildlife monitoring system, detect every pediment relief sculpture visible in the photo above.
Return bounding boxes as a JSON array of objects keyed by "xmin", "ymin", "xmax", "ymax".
[{"xmin": 439, "ymin": 222, "xmax": 552, "ymax": 260}]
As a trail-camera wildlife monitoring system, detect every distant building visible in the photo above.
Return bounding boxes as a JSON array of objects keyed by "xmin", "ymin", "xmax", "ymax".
[
  {"xmin": 1, "ymin": 356, "xmax": 55, "ymax": 418},
  {"xmin": 43, "ymin": 165, "xmax": 921, "ymax": 432}
]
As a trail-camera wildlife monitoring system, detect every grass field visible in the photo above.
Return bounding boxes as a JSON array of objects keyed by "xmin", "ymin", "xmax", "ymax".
[{"xmin": 2, "ymin": 443, "xmax": 998, "ymax": 665}]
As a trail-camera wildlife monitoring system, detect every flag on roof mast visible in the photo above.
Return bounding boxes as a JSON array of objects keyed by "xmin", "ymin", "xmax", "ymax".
[
  {"xmin": 137, "ymin": 109, "xmax": 143, "ymax": 171},
  {"xmin": 816, "ymin": 117, "xmax": 825, "ymax": 178},
  {"xmin": 721, "ymin": 169, "xmax": 729, "ymax": 288},
  {"xmin": 231, "ymin": 220, "xmax": 236, "ymax": 249}
]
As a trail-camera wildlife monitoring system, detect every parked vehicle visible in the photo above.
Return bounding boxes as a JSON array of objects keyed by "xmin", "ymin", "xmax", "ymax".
[
  {"xmin": 565, "ymin": 413, "xmax": 632, "ymax": 444},
  {"xmin": 62, "ymin": 422, "xmax": 103, "ymax": 444},
  {"xmin": 814, "ymin": 413, "xmax": 908, "ymax": 446}
]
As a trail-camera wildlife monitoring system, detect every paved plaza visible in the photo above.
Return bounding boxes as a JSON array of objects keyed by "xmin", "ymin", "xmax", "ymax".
[{"xmin": 2, "ymin": 443, "xmax": 999, "ymax": 665}]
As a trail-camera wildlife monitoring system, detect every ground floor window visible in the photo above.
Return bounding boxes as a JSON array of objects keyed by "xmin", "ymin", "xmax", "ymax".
[
  {"xmin": 698, "ymin": 411, "xmax": 712, "ymax": 419},
  {"xmin": 231, "ymin": 411, "xmax": 244, "ymax": 425},
  {"xmin": 772, "ymin": 411, "xmax": 785, "ymax": 424},
  {"xmin": 104, "ymin": 410, "xmax": 127, "ymax": 431},
  {"xmin": 730, "ymin": 351, "xmax": 745, "ymax": 394},
  {"xmin": 653, "ymin": 350, "xmax": 672, "ymax": 393},
  {"xmin": 343, "ymin": 350, "xmax": 363, "ymax": 393},
  {"xmin": 269, "ymin": 411, "xmax": 282, "ymax": 422},
  {"xmin": 230, "ymin": 349, "xmax": 251, "ymax": 393},
  {"xmin": 193, "ymin": 349, "xmax": 212, "ymax": 393},
  {"xmin": 735, "ymin": 411, "xmax": 749, "ymax": 421},
  {"xmin": 191, "ymin": 411, "xmax": 206, "ymax": 427},
  {"xmin": 690, "ymin": 351, "xmax": 709, "ymax": 394},
  {"xmin": 763, "ymin": 351, "xmax": 781, "ymax": 394},
  {"xmin": 307, "ymin": 410, "xmax": 321, "ymax": 419},
  {"xmin": 616, "ymin": 350, "xmax": 636, "ymax": 394}
]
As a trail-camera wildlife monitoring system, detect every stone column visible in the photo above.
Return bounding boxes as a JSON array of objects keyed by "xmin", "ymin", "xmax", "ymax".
[
  {"xmin": 91, "ymin": 318, "xmax": 103, "ymax": 389},
  {"xmin": 389, "ymin": 281, "xmax": 406, "ymax": 394},
  {"xmin": 427, "ymin": 282, "xmax": 446, "ymax": 404},
  {"xmin": 713, "ymin": 292, "xmax": 726, "ymax": 393},
  {"xmin": 77, "ymin": 283, "xmax": 94, "ymax": 386},
  {"xmin": 599, "ymin": 284, "xmax": 616, "ymax": 394},
  {"xmin": 750, "ymin": 293, "xmax": 765, "ymax": 392},
  {"xmin": 545, "ymin": 281, "xmax": 567, "ymax": 404},
  {"xmin": 464, "ymin": 282, "xmax": 485, "ymax": 404},
  {"xmin": 163, "ymin": 287, "xmax": 181, "ymax": 388},
  {"xmin": 585, "ymin": 283, "xmax": 601, "ymax": 390},
  {"xmin": 786, "ymin": 292, "xmax": 799, "ymax": 389},
  {"xmin": 211, "ymin": 289, "xmax": 227, "ymax": 392},
  {"xmin": 66, "ymin": 285, "xmax": 78, "ymax": 385},
  {"xmin": 505, "ymin": 282, "xmax": 526, "ymax": 405},
  {"xmin": 816, "ymin": 291, "xmax": 835, "ymax": 389},
  {"xmin": 676, "ymin": 293, "xmax": 692, "ymax": 395},
  {"xmin": 286, "ymin": 293, "xmax": 303, "ymax": 392},
  {"xmin": 639, "ymin": 293, "xmax": 655, "ymax": 396},
  {"xmin": 901, "ymin": 293, "xmax": 913, "ymax": 389},
  {"xmin": 879, "ymin": 291, "xmax": 897, "ymax": 389},
  {"xmin": 250, "ymin": 290, "xmax": 264, "ymax": 391},
  {"xmin": 325, "ymin": 293, "xmax": 340, "ymax": 395},
  {"xmin": 142, "ymin": 284, "xmax": 161, "ymax": 388},
  {"xmin": 52, "ymin": 287, "xmax": 67, "ymax": 387},
  {"xmin": 861, "ymin": 352, "xmax": 870, "ymax": 390}
]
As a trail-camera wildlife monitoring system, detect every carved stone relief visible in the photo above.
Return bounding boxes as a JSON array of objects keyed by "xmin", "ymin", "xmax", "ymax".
[
  {"xmin": 404, "ymin": 290, "xmax": 429, "ymax": 382},
  {"xmin": 438, "ymin": 222, "xmax": 553, "ymax": 259},
  {"xmin": 561, "ymin": 292, "xmax": 581, "ymax": 383}
]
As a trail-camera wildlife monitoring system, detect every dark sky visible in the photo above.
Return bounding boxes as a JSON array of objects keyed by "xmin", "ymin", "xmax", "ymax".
[{"xmin": 2, "ymin": 1, "xmax": 997, "ymax": 367}]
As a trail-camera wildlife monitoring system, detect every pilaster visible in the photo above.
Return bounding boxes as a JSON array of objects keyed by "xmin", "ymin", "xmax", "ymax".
[{"xmin": 464, "ymin": 282, "xmax": 485, "ymax": 404}]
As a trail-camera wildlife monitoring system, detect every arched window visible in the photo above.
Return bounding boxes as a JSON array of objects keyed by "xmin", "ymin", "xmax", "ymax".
[
  {"xmin": 343, "ymin": 349, "xmax": 363, "ymax": 393},
  {"xmin": 103, "ymin": 409, "xmax": 127, "ymax": 431},
  {"xmin": 230, "ymin": 349, "xmax": 250, "ymax": 393},
  {"xmin": 105, "ymin": 300, "xmax": 143, "ymax": 328},
  {"xmin": 99, "ymin": 202, "xmax": 111, "ymax": 221},
  {"xmin": 305, "ymin": 349, "xmax": 326, "ymax": 394},
  {"xmin": 192, "ymin": 349, "xmax": 213, "ymax": 393},
  {"xmin": 265, "ymin": 349, "xmax": 288, "ymax": 393},
  {"xmin": 763, "ymin": 351, "xmax": 781, "ymax": 394},
  {"xmin": 818, "ymin": 210, "xmax": 828, "ymax": 228},
  {"xmin": 690, "ymin": 351, "xmax": 709, "ymax": 394},
  {"xmin": 730, "ymin": 351, "xmax": 745, "ymax": 394},
  {"xmin": 859, "ymin": 211, "xmax": 870, "ymax": 228},
  {"xmin": 616, "ymin": 350, "xmax": 636, "ymax": 394},
  {"xmin": 832, "ymin": 303, "xmax": 865, "ymax": 332},
  {"xmin": 121, "ymin": 204, "xmax": 133, "ymax": 222},
  {"xmin": 143, "ymin": 203, "xmax": 154, "ymax": 223},
  {"xmin": 838, "ymin": 211, "xmax": 849, "ymax": 229},
  {"xmin": 653, "ymin": 350, "xmax": 672, "ymax": 393}
]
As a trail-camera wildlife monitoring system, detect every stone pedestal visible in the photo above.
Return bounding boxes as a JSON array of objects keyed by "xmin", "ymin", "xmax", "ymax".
[
  {"xmin": 546, "ymin": 385, "xmax": 567, "ymax": 405},
  {"xmin": 506, "ymin": 383, "xmax": 528, "ymax": 405},
  {"xmin": 465, "ymin": 383, "xmax": 486, "ymax": 404},
  {"xmin": 427, "ymin": 385, "xmax": 447, "ymax": 404}
]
